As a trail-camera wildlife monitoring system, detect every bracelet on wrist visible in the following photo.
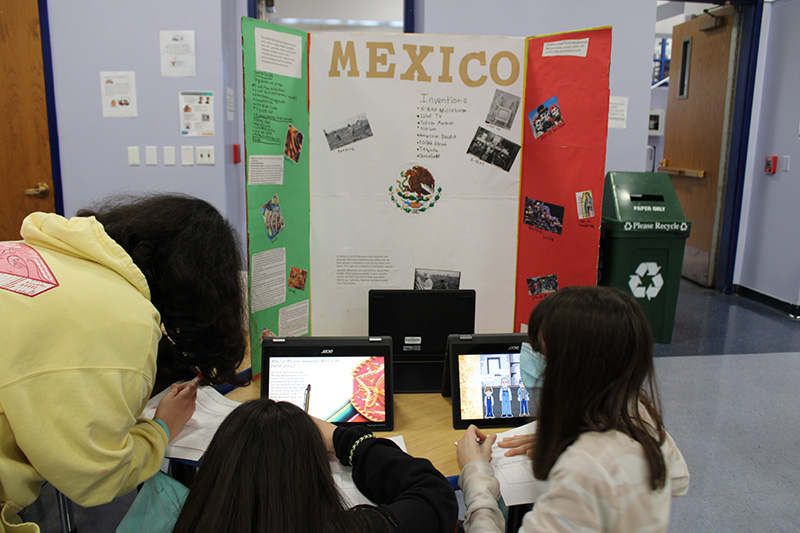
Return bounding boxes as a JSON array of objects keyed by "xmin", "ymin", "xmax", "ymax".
[{"xmin": 348, "ymin": 433, "xmax": 375, "ymax": 466}]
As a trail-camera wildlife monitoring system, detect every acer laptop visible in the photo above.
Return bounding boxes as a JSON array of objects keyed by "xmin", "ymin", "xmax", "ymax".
[{"xmin": 261, "ymin": 336, "xmax": 394, "ymax": 431}]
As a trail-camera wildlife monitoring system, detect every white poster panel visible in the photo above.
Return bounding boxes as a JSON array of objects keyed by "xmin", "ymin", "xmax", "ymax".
[{"xmin": 309, "ymin": 33, "xmax": 525, "ymax": 335}]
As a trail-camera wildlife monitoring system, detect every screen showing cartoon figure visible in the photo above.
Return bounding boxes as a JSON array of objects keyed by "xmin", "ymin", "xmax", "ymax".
[
  {"xmin": 267, "ymin": 355, "xmax": 386, "ymax": 423},
  {"xmin": 457, "ymin": 352, "xmax": 530, "ymax": 420}
]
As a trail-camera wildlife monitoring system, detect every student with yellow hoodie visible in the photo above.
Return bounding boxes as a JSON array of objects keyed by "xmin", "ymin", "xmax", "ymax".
[{"xmin": 0, "ymin": 194, "xmax": 248, "ymax": 532}]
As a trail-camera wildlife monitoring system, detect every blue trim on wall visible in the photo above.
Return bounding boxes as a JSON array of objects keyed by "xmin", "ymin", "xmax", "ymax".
[
  {"xmin": 404, "ymin": 0, "xmax": 415, "ymax": 33},
  {"xmin": 247, "ymin": 0, "xmax": 258, "ymax": 19},
  {"xmin": 37, "ymin": 0, "xmax": 64, "ymax": 216},
  {"xmin": 715, "ymin": 1, "xmax": 764, "ymax": 293}
]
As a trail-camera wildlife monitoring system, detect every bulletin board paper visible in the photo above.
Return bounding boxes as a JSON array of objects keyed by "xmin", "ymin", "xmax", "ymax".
[
  {"xmin": 243, "ymin": 20, "xmax": 310, "ymax": 376},
  {"xmin": 513, "ymin": 28, "xmax": 612, "ymax": 329},
  {"xmin": 308, "ymin": 32, "xmax": 525, "ymax": 336}
]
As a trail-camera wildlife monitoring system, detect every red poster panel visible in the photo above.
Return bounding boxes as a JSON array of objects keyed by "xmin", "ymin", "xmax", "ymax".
[{"xmin": 513, "ymin": 28, "xmax": 612, "ymax": 331}]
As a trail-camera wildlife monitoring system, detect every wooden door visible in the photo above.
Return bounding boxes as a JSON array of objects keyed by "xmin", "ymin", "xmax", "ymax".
[
  {"xmin": 0, "ymin": 1, "xmax": 56, "ymax": 241},
  {"xmin": 659, "ymin": 6, "xmax": 738, "ymax": 287}
]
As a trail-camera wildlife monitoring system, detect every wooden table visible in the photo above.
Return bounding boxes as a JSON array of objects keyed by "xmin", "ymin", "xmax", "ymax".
[{"xmin": 226, "ymin": 376, "xmax": 515, "ymax": 476}]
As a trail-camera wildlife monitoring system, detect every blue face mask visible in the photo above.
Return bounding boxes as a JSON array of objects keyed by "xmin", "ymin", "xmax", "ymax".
[{"xmin": 520, "ymin": 342, "xmax": 546, "ymax": 413}]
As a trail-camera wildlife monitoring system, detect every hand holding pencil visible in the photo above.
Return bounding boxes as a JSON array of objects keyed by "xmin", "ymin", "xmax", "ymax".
[
  {"xmin": 154, "ymin": 372, "xmax": 200, "ymax": 442},
  {"xmin": 456, "ymin": 425, "xmax": 497, "ymax": 469}
]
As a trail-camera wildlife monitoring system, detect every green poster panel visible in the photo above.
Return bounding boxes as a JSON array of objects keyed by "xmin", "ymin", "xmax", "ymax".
[{"xmin": 242, "ymin": 18, "xmax": 310, "ymax": 376}]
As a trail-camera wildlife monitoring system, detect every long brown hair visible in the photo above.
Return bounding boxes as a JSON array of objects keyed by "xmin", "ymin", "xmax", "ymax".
[
  {"xmin": 528, "ymin": 286, "xmax": 667, "ymax": 490},
  {"xmin": 172, "ymin": 399, "xmax": 385, "ymax": 532}
]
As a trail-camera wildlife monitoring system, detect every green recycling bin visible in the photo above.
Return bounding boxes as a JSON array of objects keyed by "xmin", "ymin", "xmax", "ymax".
[{"xmin": 599, "ymin": 172, "xmax": 691, "ymax": 343}]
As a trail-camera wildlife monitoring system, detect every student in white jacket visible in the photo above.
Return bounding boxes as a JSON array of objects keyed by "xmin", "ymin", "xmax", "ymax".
[{"xmin": 456, "ymin": 286, "xmax": 689, "ymax": 532}]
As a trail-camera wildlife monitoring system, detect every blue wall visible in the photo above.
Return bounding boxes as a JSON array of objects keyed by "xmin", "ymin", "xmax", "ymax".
[
  {"xmin": 734, "ymin": 0, "xmax": 800, "ymax": 306},
  {"xmin": 47, "ymin": 0, "xmax": 248, "ymax": 249}
]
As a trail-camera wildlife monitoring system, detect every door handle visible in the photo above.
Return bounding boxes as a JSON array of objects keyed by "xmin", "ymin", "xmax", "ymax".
[{"xmin": 23, "ymin": 182, "xmax": 50, "ymax": 198}]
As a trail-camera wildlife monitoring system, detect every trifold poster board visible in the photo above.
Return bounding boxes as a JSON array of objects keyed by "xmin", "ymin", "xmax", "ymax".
[{"xmin": 242, "ymin": 18, "xmax": 611, "ymax": 376}]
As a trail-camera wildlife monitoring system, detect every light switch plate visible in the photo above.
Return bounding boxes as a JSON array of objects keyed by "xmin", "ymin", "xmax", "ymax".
[
  {"xmin": 196, "ymin": 146, "xmax": 215, "ymax": 165},
  {"xmin": 127, "ymin": 146, "xmax": 140, "ymax": 166},
  {"xmin": 163, "ymin": 146, "xmax": 176, "ymax": 166},
  {"xmin": 145, "ymin": 146, "xmax": 157, "ymax": 165},
  {"xmin": 782, "ymin": 156, "xmax": 790, "ymax": 172},
  {"xmin": 181, "ymin": 145, "xmax": 194, "ymax": 166}
]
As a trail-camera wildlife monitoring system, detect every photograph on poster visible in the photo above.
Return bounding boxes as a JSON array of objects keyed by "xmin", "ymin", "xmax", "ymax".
[
  {"xmin": 523, "ymin": 197, "xmax": 565, "ymax": 235},
  {"xmin": 526, "ymin": 274, "xmax": 558, "ymax": 296},
  {"xmin": 250, "ymin": 247, "xmax": 287, "ymax": 313},
  {"xmin": 576, "ymin": 190, "xmax": 596, "ymax": 219},
  {"xmin": 414, "ymin": 268, "xmax": 461, "ymax": 290},
  {"xmin": 466, "ymin": 126, "xmax": 520, "ymax": 172},
  {"xmin": 288, "ymin": 266, "xmax": 308, "ymax": 290},
  {"xmin": 485, "ymin": 89, "xmax": 521, "ymax": 130},
  {"xmin": 260, "ymin": 326, "xmax": 277, "ymax": 341},
  {"xmin": 261, "ymin": 195, "xmax": 286, "ymax": 242},
  {"xmin": 323, "ymin": 113, "xmax": 373, "ymax": 150},
  {"xmin": 284, "ymin": 124, "xmax": 304, "ymax": 163},
  {"xmin": 528, "ymin": 95, "xmax": 565, "ymax": 140}
]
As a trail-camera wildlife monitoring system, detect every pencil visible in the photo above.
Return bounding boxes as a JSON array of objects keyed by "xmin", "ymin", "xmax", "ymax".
[
  {"xmin": 303, "ymin": 384, "xmax": 311, "ymax": 412},
  {"xmin": 454, "ymin": 437, "xmax": 485, "ymax": 446},
  {"xmin": 177, "ymin": 366, "xmax": 203, "ymax": 392}
]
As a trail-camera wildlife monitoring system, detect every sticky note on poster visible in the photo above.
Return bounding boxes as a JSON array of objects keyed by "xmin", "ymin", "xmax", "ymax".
[
  {"xmin": 542, "ymin": 38, "xmax": 589, "ymax": 57},
  {"xmin": 254, "ymin": 27, "xmax": 303, "ymax": 78},
  {"xmin": 248, "ymin": 155, "xmax": 284, "ymax": 185},
  {"xmin": 251, "ymin": 247, "xmax": 287, "ymax": 313},
  {"xmin": 279, "ymin": 299, "xmax": 309, "ymax": 337}
]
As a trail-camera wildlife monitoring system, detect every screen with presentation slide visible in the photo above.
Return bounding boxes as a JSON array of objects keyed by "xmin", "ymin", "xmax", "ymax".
[
  {"xmin": 447, "ymin": 333, "xmax": 531, "ymax": 429},
  {"xmin": 261, "ymin": 336, "xmax": 394, "ymax": 430}
]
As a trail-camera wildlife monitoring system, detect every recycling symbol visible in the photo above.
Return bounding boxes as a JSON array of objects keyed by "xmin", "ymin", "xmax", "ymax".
[{"xmin": 628, "ymin": 262, "xmax": 663, "ymax": 300}]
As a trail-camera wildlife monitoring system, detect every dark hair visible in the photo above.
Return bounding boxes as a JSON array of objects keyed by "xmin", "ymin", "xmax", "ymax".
[
  {"xmin": 77, "ymin": 194, "xmax": 247, "ymax": 386},
  {"xmin": 172, "ymin": 399, "xmax": 383, "ymax": 533},
  {"xmin": 527, "ymin": 286, "xmax": 667, "ymax": 490}
]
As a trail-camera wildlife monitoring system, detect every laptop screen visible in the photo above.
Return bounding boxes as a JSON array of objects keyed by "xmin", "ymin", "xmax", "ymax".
[
  {"xmin": 447, "ymin": 333, "xmax": 531, "ymax": 429},
  {"xmin": 261, "ymin": 336, "xmax": 394, "ymax": 431}
]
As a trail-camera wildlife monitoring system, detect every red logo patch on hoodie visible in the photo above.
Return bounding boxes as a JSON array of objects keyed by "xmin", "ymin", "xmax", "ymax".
[{"xmin": 0, "ymin": 242, "xmax": 59, "ymax": 297}]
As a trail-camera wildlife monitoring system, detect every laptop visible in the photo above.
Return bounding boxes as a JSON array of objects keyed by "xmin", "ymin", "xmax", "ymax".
[
  {"xmin": 446, "ymin": 333, "xmax": 531, "ymax": 429},
  {"xmin": 368, "ymin": 289, "xmax": 476, "ymax": 393},
  {"xmin": 261, "ymin": 336, "xmax": 394, "ymax": 431}
]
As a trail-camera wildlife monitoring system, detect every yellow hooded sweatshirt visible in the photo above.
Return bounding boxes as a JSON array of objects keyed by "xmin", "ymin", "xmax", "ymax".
[{"xmin": 0, "ymin": 213, "xmax": 167, "ymax": 532}]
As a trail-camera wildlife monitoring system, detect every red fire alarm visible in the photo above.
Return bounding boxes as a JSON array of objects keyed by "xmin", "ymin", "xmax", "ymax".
[
  {"xmin": 765, "ymin": 155, "xmax": 777, "ymax": 174},
  {"xmin": 233, "ymin": 144, "xmax": 241, "ymax": 164}
]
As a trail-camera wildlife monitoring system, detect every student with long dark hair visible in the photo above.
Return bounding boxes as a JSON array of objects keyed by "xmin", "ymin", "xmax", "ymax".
[
  {"xmin": 456, "ymin": 286, "xmax": 689, "ymax": 531},
  {"xmin": 0, "ymin": 194, "xmax": 247, "ymax": 533},
  {"xmin": 122, "ymin": 398, "xmax": 457, "ymax": 532}
]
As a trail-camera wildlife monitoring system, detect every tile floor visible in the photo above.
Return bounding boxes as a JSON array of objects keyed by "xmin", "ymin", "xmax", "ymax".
[{"xmin": 20, "ymin": 279, "xmax": 800, "ymax": 532}]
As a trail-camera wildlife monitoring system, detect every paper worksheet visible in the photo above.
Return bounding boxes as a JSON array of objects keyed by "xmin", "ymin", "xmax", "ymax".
[
  {"xmin": 490, "ymin": 421, "xmax": 548, "ymax": 506},
  {"xmin": 143, "ymin": 385, "xmax": 242, "ymax": 461}
]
